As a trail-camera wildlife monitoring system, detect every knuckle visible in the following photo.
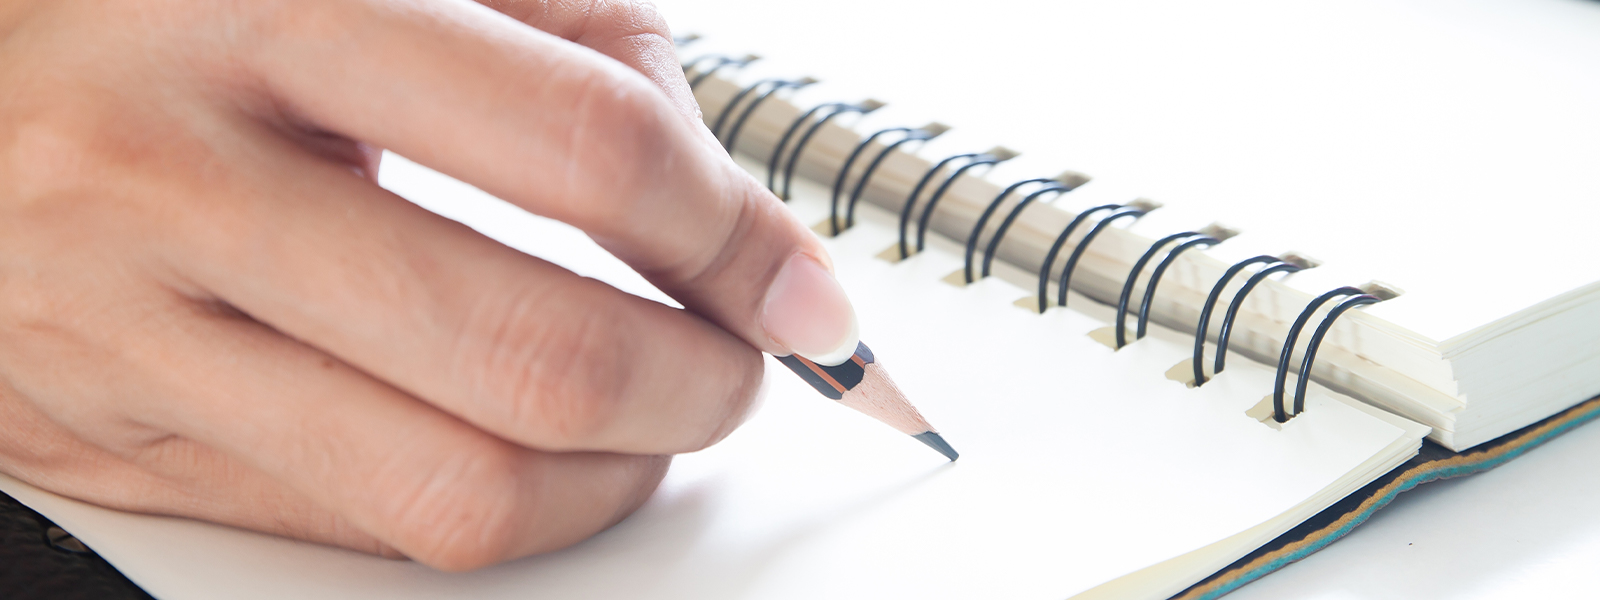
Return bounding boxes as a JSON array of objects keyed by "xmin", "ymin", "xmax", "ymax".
[
  {"xmin": 696, "ymin": 344, "xmax": 764, "ymax": 449},
  {"xmin": 538, "ymin": 66, "xmax": 677, "ymax": 225},
  {"xmin": 524, "ymin": 454, "xmax": 672, "ymax": 554},
  {"xmin": 598, "ymin": 0, "xmax": 672, "ymax": 40},
  {"xmin": 0, "ymin": 86, "xmax": 224, "ymax": 240},
  {"xmin": 256, "ymin": 0, "xmax": 355, "ymax": 46},
  {"xmin": 672, "ymin": 178, "xmax": 761, "ymax": 285},
  {"xmin": 3, "ymin": 113, "xmax": 104, "ymax": 207},
  {"xmin": 376, "ymin": 443, "xmax": 527, "ymax": 571},
  {"xmin": 460, "ymin": 285, "xmax": 635, "ymax": 449},
  {"xmin": 0, "ymin": 268, "xmax": 58, "ymax": 338}
]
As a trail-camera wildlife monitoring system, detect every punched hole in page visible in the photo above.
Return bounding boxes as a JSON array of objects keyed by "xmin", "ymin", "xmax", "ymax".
[{"xmin": 1244, "ymin": 395, "xmax": 1286, "ymax": 431}]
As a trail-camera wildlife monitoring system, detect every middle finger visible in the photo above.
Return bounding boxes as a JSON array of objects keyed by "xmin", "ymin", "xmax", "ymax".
[{"xmin": 164, "ymin": 124, "xmax": 763, "ymax": 455}]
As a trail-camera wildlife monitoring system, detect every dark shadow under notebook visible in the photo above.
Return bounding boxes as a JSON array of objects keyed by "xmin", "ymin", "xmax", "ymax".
[{"xmin": 0, "ymin": 488, "xmax": 152, "ymax": 600}]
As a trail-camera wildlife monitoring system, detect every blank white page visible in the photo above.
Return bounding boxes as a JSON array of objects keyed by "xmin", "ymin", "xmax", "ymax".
[
  {"xmin": 0, "ymin": 158, "xmax": 1416, "ymax": 600},
  {"xmin": 655, "ymin": 0, "xmax": 1600, "ymax": 347}
]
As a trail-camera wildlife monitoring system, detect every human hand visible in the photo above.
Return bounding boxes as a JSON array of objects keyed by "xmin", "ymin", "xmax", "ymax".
[{"xmin": 0, "ymin": 0, "xmax": 856, "ymax": 570}]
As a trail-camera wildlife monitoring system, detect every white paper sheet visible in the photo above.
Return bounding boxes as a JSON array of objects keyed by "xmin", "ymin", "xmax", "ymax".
[{"xmin": 0, "ymin": 157, "xmax": 1416, "ymax": 600}]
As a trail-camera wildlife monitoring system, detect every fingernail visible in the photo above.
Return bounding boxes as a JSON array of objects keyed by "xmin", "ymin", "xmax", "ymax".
[{"xmin": 762, "ymin": 253, "xmax": 859, "ymax": 366}]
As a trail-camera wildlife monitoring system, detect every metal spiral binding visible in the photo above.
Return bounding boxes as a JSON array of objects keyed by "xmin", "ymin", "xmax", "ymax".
[
  {"xmin": 769, "ymin": 100, "xmax": 886, "ymax": 201},
  {"xmin": 897, "ymin": 149, "xmax": 1017, "ymax": 260},
  {"xmin": 1041, "ymin": 205, "xmax": 1147, "ymax": 312},
  {"xmin": 963, "ymin": 179, "xmax": 1071, "ymax": 284},
  {"xmin": 713, "ymin": 77, "xmax": 816, "ymax": 153},
  {"xmin": 829, "ymin": 124, "xmax": 949, "ymax": 236},
  {"xmin": 1192, "ymin": 255, "xmax": 1283, "ymax": 386},
  {"xmin": 1272, "ymin": 287, "xmax": 1382, "ymax": 422},
  {"xmin": 1114, "ymin": 233, "xmax": 1220, "ymax": 349},
  {"xmin": 686, "ymin": 37, "xmax": 1385, "ymax": 425},
  {"xmin": 682, "ymin": 53, "xmax": 760, "ymax": 91}
]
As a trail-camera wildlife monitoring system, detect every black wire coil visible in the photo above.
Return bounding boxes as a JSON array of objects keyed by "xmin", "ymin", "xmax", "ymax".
[
  {"xmin": 769, "ymin": 100, "xmax": 884, "ymax": 201},
  {"xmin": 963, "ymin": 179, "xmax": 1073, "ymax": 284},
  {"xmin": 1193, "ymin": 255, "xmax": 1283, "ymax": 386},
  {"xmin": 1114, "ymin": 233, "xmax": 1220, "ymax": 349},
  {"xmin": 1272, "ymin": 287, "xmax": 1381, "ymax": 422},
  {"xmin": 682, "ymin": 54, "xmax": 759, "ymax": 91},
  {"xmin": 896, "ymin": 150, "xmax": 1015, "ymax": 260},
  {"xmin": 1035, "ymin": 205, "xmax": 1145, "ymax": 313},
  {"xmin": 828, "ymin": 125, "xmax": 947, "ymax": 236},
  {"xmin": 713, "ymin": 77, "xmax": 816, "ymax": 153}
]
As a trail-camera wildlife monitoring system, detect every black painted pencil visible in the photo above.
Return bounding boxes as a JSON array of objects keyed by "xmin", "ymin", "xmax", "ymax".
[{"xmin": 776, "ymin": 342, "xmax": 958, "ymax": 461}]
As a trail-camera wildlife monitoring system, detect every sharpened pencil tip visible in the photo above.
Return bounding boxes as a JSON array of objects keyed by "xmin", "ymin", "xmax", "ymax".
[{"xmin": 911, "ymin": 431, "xmax": 959, "ymax": 461}]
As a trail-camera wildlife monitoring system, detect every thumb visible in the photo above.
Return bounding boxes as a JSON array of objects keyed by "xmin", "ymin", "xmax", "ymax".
[{"xmin": 591, "ymin": 154, "xmax": 861, "ymax": 366}]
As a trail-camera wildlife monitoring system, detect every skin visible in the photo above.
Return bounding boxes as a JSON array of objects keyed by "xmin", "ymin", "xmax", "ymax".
[{"xmin": 0, "ymin": 0, "xmax": 845, "ymax": 571}]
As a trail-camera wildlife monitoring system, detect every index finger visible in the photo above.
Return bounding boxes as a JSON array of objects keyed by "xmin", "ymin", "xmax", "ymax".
[
  {"xmin": 474, "ymin": 0, "xmax": 702, "ymax": 122},
  {"xmin": 245, "ymin": 0, "xmax": 859, "ymax": 365}
]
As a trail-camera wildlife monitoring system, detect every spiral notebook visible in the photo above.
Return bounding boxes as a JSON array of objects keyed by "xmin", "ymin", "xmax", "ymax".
[
  {"xmin": 0, "ymin": 150, "xmax": 1428, "ymax": 599},
  {"xmin": 3, "ymin": 0, "xmax": 1599, "ymax": 598}
]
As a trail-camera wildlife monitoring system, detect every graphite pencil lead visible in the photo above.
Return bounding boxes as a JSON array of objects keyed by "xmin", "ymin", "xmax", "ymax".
[{"xmin": 912, "ymin": 431, "xmax": 959, "ymax": 461}]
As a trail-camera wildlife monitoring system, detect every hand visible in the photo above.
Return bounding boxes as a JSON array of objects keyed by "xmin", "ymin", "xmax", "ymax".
[{"xmin": 0, "ymin": 0, "xmax": 857, "ymax": 570}]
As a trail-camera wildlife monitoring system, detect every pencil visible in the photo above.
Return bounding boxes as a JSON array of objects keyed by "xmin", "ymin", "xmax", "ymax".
[{"xmin": 776, "ymin": 342, "xmax": 958, "ymax": 461}]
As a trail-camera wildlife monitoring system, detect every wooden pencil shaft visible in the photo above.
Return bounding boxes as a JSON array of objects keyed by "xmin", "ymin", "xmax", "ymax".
[{"xmin": 839, "ymin": 363, "xmax": 936, "ymax": 437}]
